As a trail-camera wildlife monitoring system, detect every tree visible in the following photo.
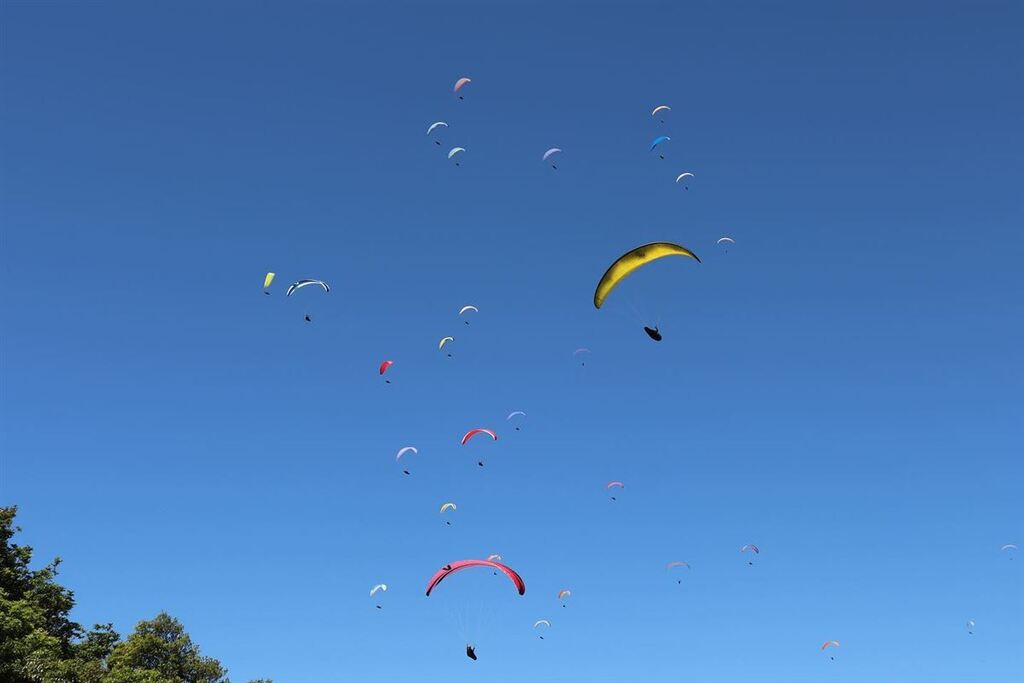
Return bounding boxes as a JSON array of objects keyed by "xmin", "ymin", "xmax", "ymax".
[{"xmin": 1, "ymin": 507, "xmax": 259, "ymax": 683}]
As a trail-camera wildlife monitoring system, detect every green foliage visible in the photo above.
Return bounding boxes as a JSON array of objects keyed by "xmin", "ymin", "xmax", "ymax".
[{"xmin": 0, "ymin": 507, "xmax": 258, "ymax": 683}]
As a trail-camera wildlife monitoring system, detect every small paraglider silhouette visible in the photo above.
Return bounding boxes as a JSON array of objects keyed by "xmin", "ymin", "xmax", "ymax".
[
  {"xmin": 650, "ymin": 135, "xmax": 670, "ymax": 160},
  {"xmin": 466, "ymin": 644, "xmax": 477, "ymax": 660},
  {"xmin": 304, "ymin": 314, "xmax": 312, "ymax": 323},
  {"xmin": 644, "ymin": 326, "xmax": 662, "ymax": 341}
]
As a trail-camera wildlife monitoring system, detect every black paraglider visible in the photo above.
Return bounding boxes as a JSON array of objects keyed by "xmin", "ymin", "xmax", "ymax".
[
  {"xmin": 644, "ymin": 326, "xmax": 662, "ymax": 341},
  {"xmin": 304, "ymin": 314, "xmax": 312, "ymax": 323},
  {"xmin": 466, "ymin": 645, "xmax": 477, "ymax": 661}
]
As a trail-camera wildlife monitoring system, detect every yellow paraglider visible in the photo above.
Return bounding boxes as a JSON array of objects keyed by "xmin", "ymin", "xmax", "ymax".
[
  {"xmin": 263, "ymin": 272, "xmax": 275, "ymax": 290},
  {"xmin": 593, "ymin": 242, "xmax": 700, "ymax": 309}
]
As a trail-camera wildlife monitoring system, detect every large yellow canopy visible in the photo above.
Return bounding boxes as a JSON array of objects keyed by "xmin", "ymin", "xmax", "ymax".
[{"xmin": 593, "ymin": 242, "xmax": 700, "ymax": 309}]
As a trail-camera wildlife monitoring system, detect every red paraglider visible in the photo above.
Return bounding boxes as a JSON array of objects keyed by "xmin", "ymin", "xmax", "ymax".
[
  {"xmin": 425, "ymin": 559, "xmax": 526, "ymax": 596},
  {"xmin": 379, "ymin": 360, "xmax": 394, "ymax": 375},
  {"xmin": 460, "ymin": 428, "xmax": 497, "ymax": 445}
]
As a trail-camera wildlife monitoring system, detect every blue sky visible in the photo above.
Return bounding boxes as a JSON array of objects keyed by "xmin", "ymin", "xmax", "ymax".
[{"xmin": 1, "ymin": 1, "xmax": 1021, "ymax": 681}]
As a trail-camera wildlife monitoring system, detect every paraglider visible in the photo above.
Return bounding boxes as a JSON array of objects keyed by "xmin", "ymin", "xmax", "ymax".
[
  {"xmin": 606, "ymin": 480, "xmax": 624, "ymax": 501},
  {"xmin": 557, "ymin": 589, "xmax": 571, "ymax": 606},
  {"xmin": 448, "ymin": 147, "xmax": 466, "ymax": 166},
  {"xmin": 453, "ymin": 77, "xmax": 471, "ymax": 99},
  {"xmin": 650, "ymin": 135, "xmax": 670, "ymax": 159},
  {"xmin": 675, "ymin": 172, "xmax": 694, "ymax": 190},
  {"xmin": 466, "ymin": 644, "xmax": 477, "ymax": 661},
  {"xmin": 427, "ymin": 121, "xmax": 448, "ymax": 145},
  {"xmin": 573, "ymin": 348, "xmax": 591, "ymax": 366},
  {"xmin": 370, "ymin": 583, "xmax": 387, "ymax": 608},
  {"xmin": 304, "ymin": 314, "xmax": 312, "ymax": 323},
  {"xmin": 542, "ymin": 147, "xmax": 562, "ymax": 169},
  {"xmin": 462, "ymin": 428, "xmax": 496, "ymax": 467},
  {"xmin": 263, "ymin": 272, "xmax": 275, "ymax": 295},
  {"xmin": 459, "ymin": 305, "xmax": 478, "ymax": 323},
  {"xmin": 967, "ymin": 620, "xmax": 975, "ymax": 635},
  {"xmin": 439, "ymin": 336, "xmax": 455, "ymax": 357},
  {"xmin": 644, "ymin": 326, "xmax": 662, "ymax": 341},
  {"xmin": 396, "ymin": 446, "xmax": 417, "ymax": 475},
  {"xmin": 533, "ymin": 619, "xmax": 551, "ymax": 638},
  {"xmin": 440, "ymin": 502, "xmax": 457, "ymax": 524},
  {"xmin": 821, "ymin": 640, "xmax": 840, "ymax": 660},
  {"xmin": 286, "ymin": 279, "xmax": 330, "ymax": 296},
  {"xmin": 1002, "ymin": 543, "xmax": 1017, "ymax": 559},
  {"xmin": 651, "ymin": 104, "xmax": 671, "ymax": 121},
  {"xmin": 593, "ymin": 242, "xmax": 700, "ymax": 309},
  {"xmin": 425, "ymin": 559, "xmax": 526, "ymax": 596},
  {"xmin": 741, "ymin": 544, "xmax": 760, "ymax": 565},
  {"xmin": 717, "ymin": 236, "xmax": 735, "ymax": 253},
  {"xmin": 486, "ymin": 554, "xmax": 502, "ymax": 562},
  {"xmin": 379, "ymin": 360, "xmax": 394, "ymax": 383},
  {"xmin": 667, "ymin": 561, "xmax": 690, "ymax": 583},
  {"xmin": 507, "ymin": 411, "xmax": 526, "ymax": 430}
]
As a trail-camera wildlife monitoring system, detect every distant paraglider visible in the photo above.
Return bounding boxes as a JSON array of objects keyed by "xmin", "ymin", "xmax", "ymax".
[
  {"xmin": 542, "ymin": 148, "xmax": 562, "ymax": 169},
  {"xmin": 557, "ymin": 589, "xmax": 571, "ymax": 607},
  {"xmin": 667, "ymin": 561, "xmax": 690, "ymax": 584},
  {"xmin": 379, "ymin": 360, "xmax": 394, "ymax": 383},
  {"xmin": 533, "ymin": 619, "xmax": 551, "ymax": 638},
  {"xmin": 370, "ymin": 583, "xmax": 387, "ymax": 608},
  {"xmin": 741, "ymin": 544, "xmax": 760, "ymax": 565},
  {"xmin": 439, "ymin": 336, "xmax": 455, "ymax": 357},
  {"xmin": 966, "ymin": 620, "xmax": 975, "ymax": 635},
  {"xmin": 448, "ymin": 147, "xmax": 466, "ymax": 166},
  {"xmin": 606, "ymin": 480, "xmax": 624, "ymax": 501},
  {"xmin": 453, "ymin": 77, "xmax": 472, "ymax": 99},
  {"xmin": 643, "ymin": 326, "xmax": 662, "ymax": 341},
  {"xmin": 821, "ymin": 640, "xmax": 840, "ymax": 660},
  {"xmin": 427, "ymin": 121, "xmax": 448, "ymax": 145},
  {"xmin": 650, "ymin": 135, "xmax": 670, "ymax": 159},
  {"xmin": 263, "ymin": 272, "xmax": 275, "ymax": 295},
  {"xmin": 675, "ymin": 172, "xmax": 694, "ymax": 190},
  {"xmin": 573, "ymin": 348, "xmax": 591, "ymax": 366},
  {"xmin": 459, "ymin": 304, "xmax": 478, "ymax": 324},
  {"xmin": 461, "ymin": 427, "xmax": 496, "ymax": 467},
  {"xmin": 1001, "ymin": 543, "xmax": 1017, "ymax": 559},
  {"xmin": 440, "ymin": 502, "xmax": 457, "ymax": 524},
  {"xmin": 507, "ymin": 411, "xmax": 526, "ymax": 430},
  {"xmin": 396, "ymin": 446, "xmax": 417, "ymax": 475}
]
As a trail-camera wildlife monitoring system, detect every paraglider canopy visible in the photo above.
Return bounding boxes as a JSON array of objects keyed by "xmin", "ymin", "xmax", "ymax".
[
  {"xmin": 651, "ymin": 105, "xmax": 671, "ymax": 117},
  {"xmin": 379, "ymin": 360, "xmax": 394, "ymax": 375},
  {"xmin": 594, "ymin": 242, "xmax": 700, "ymax": 309},
  {"xmin": 461, "ymin": 428, "xmax": 497, "ymax": 445},
  {"xmin": 425, "ymin": 559, "xmax": 526, "ymax": 596},
  {"xmin": 286, "ymin": 279, "xmax": 330, "ymax": 296},
  {"xmin": 427, "ymin": 121, "xmax": 448, "ymax": 135},
  {"xmin": 644, "ymin": 326, "xmax": 662, "ymax": 341},
  {"xmin": 453, "ymin": 77, "xmax": 472, "ymax": 93}
]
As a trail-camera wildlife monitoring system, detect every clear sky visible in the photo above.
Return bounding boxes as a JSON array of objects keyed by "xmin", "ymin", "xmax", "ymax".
[{"xmin": 1, "ymin": 1, "xmax": 1021, "ymax": 681}]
